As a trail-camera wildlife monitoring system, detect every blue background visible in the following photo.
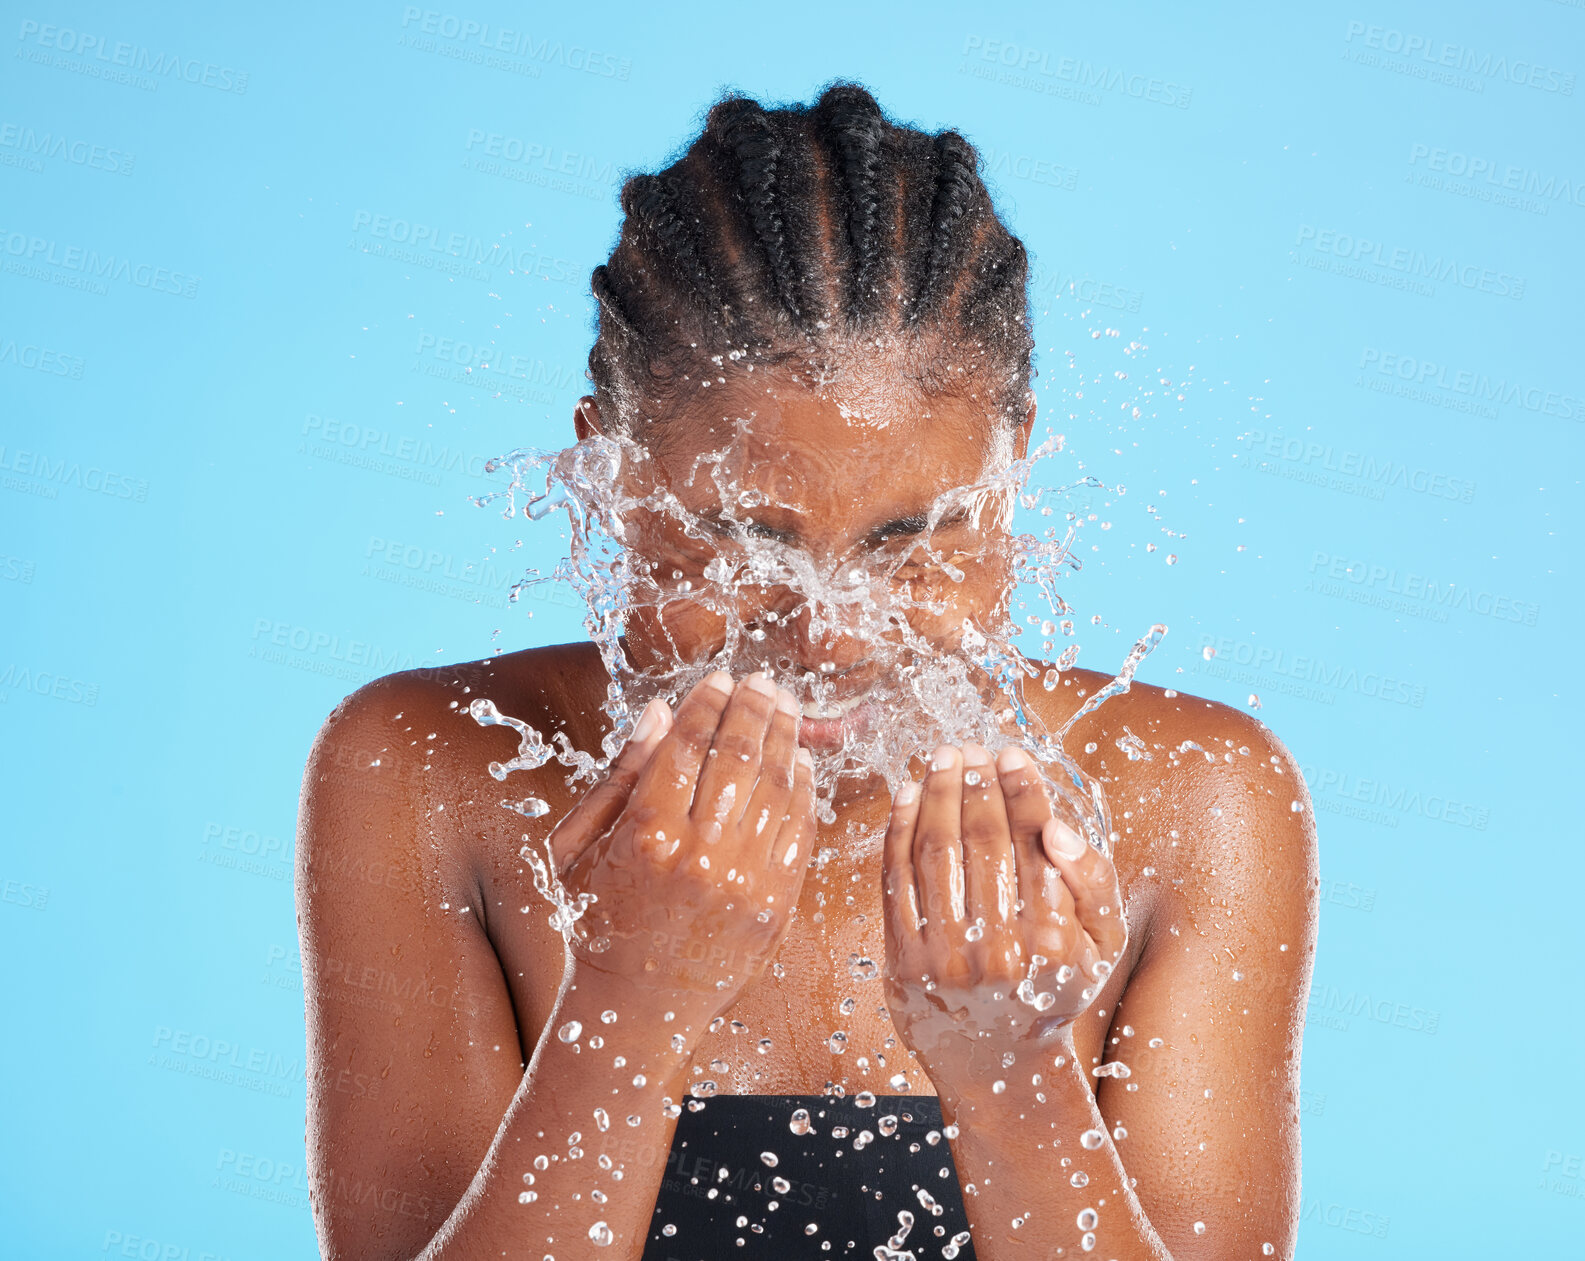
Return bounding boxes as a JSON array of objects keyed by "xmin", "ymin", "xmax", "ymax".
[{"xmin": 3, "ymin": 1, "xmax": 1580, "ymax": 1256}]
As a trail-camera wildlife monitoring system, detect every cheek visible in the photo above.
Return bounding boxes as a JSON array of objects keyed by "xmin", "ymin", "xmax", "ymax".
[
  {"xmin": 625, "ymin": 601, "xmax": 730, "ymax": 665},
  {"xmin": 900, "ymin": 546, "xmax": 1015, "ymax": 639}
]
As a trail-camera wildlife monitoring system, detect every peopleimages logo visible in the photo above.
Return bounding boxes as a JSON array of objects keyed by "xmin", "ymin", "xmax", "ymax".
[
  {"xmin": 1343, "ymin": 20, "xmax": 1576, "ymax": 95},
  {"xmin": 0, "ymin": 225, "xmax": 200, "ymax": 298},
  {"xmin": 0, "ymin": 335, "xmax": 85, "ymax": 379},
  {"xmin": 1196, "ymin": 633, "xmax": 1427, "ymax": 707},
  {"xmin": 348, "ymin": 210, "xmax": 580, "ymax": 285},
  {"xmin": 0, "ymin": 122, "xmax": 134, "ymax": 175},
  {"xmin": 1238, "ymin": 429, "xmax": 1477, "ymax": 504},
  {"xmin": 1356, "ymin": 348, "xmax": 1582, "ymax": 423},
  {"xmin": 1308, "ymin": 550, "xmax": 1541, "ymax": 627},
  {"xmin": 397, "ymin": 8, "xmax": 631, "ymax": 79},
  {"xmin": 959, "ymin": 36, "xmax": 1193, "ymax": 108},
  {"xmin": 1408, "ymin": 143, "xmax": 1585, "ymax": 211},
  {"xmin": 14, "ymin": 20, "xmax": 250, "ymax": 94},
  {"xmin": 1300, "ymin": 764, "xmax": 1491, "ymax": 831},
  {"xmin": 1293, "ymin": 225, "xmax": 1524, "ymax": 300}
]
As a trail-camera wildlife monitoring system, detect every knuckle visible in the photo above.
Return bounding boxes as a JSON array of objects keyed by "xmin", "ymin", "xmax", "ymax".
[
  {"xmin": 712, "ymin": 731, "xmax": 762, "ymax": 765},
  {"xmin": 673, "ymin": 713, "xmax": 719, "ymax": 748},
  {"xmin": 914, "ymin": 823, "xmax": 960, "ymax": 854},
  {"xmin": 730, "ymin": 687, "xmax": 777, "ymax": 721}
]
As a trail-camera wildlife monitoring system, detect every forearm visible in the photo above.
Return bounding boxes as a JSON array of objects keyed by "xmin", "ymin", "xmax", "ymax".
[
  {"xmin": 939, "ymin": 1058, "xmax": 1170, "ymax": 1261},
  {"xmin": 419, "ymin": 973, "xmax": 700, "ymax": 1261}
]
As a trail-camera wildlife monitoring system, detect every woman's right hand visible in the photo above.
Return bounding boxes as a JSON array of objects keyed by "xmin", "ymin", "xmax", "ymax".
[{"xmin": 544, "ymin": 669, "xmax": 815, "ymax": 1033}]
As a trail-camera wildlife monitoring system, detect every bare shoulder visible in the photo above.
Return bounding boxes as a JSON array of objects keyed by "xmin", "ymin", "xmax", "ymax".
[
  {"xmin": 292, "ymin": 644, "xmax": 606, "ymax": 1253},
  {"xmin": 295, "ymin": 640, "xmax": 609, "ymax": 896},
  {"xmin": 300, "ymin": 641, "xmax": 602, "ymax": 804},
  {"xmin": 1025, "ymin": 667, "xmax": 1319, "ymax": 939}
]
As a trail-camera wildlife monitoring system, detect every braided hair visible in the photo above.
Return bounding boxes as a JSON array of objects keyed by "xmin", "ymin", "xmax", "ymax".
[{"xmin": 586, "ymin": 80, "xmax": 1035, "ymax": 435}]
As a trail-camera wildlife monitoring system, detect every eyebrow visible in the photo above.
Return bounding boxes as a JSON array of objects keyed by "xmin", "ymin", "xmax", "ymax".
[{"xmin": 699, "ymin": 504, "xmax": 973, "ymax": 547}]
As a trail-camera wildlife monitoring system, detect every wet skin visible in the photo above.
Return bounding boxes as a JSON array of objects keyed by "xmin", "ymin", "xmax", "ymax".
[{"xmin": 296, "ymin": 364, "xmax": 1318, "ymax": 1260}]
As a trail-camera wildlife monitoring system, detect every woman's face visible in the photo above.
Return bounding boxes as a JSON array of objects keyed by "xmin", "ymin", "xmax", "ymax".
[{"xmin": 577, "ymin": 358, "xmax": 1036, "ymax": 756}]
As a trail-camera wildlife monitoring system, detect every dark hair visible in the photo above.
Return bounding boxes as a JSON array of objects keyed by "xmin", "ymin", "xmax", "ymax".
[{"xmin": 585, "ymin": 79, "xmax": 1035, "ymax": 435}]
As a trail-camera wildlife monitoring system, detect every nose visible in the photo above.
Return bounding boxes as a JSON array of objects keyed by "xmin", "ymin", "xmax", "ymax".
[{"xmin": 775, "ymin": 597, "xmax": 872, "ymax": 679}]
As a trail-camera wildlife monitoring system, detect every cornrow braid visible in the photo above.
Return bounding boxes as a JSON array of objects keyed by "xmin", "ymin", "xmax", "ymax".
[
  {"xmin": 586, "ymin": 78, "xmax": 1035, "ymax": 434},
  {"xmin": 811, "ymin": 84, "xmax": 893, "ymax": 326}
]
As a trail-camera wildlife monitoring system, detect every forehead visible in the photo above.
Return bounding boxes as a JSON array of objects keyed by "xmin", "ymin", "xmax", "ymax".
[{"xmin": 645, "ymin": 364, "xmax": 1012, "ymax": 525}]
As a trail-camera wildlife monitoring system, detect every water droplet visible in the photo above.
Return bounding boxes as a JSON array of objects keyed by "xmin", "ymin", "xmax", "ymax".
[
  {"xmin": 557, "ymin": 1020, "xmax": 582, "ymax": 1044},
  {"xmin": 1070, "ymin": 1170, "xmax": 1089, "ymax": 1188},
  {"xmin": 1080, "ymin": 1128, "xmax": 1105, "ymax": 1150},
  {"xmin": 588, "ymin": 1220, "xmax": 613, "ymax": 1246},
  {"xmin": 1077, "ymin": 1207, "xmax": 1098, "ymax": 1230},
  {"xmin": 760, "ymin": 1151, "xmax": 778, "ymax": 1167},
  {"xmin": 1194, "ymin": 1221, "xmax": 1207, "ymax": 1235},
  {"xmin": 789, "ymin": 1108, "xmax": 812, "ymax": 1135}
]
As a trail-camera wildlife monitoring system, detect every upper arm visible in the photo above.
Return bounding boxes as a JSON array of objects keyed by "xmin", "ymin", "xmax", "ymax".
[
  {"xmin": 295, "ymin": 673, "xmax": 529, "ymax": 1260},
  {"xmin": 1095, "ymin": 709, "xmax": 1319, "ymax": 1257}
]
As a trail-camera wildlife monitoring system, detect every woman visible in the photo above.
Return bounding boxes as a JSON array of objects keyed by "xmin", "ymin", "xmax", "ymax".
[{"xmin": 296, "ymin": 81, "xmax": 1317, "ymax": 1260}]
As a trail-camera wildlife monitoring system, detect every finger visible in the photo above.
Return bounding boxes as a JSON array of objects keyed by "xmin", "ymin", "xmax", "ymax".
[
  {"xmin": 549, "ymin": 696, "xmax": 674, "ymax": 874},
  {"xmin": 690, "ymin": 672, "xmax": 778, "ymax": 827},
  {"xmin": 1042, "ymin": 818, "xmax": 1129, "ymax": 966},
  {"xmin": 958, "ymin": 744, "xmax": 1018, "ymax": 947},
  {"xmin": 768, "ymin": 747, "xmax": 816, "ymax": 884},
  {"xmin": 994, "ymin": 744, "xmax": 1059, "ymax": 918},
  {"xmin": 911, "ymin": 745, "xmax": 966, "ymax": 930},
  {"xmin": 739, "ymin": 685, "xmax": 800, "ymax": 863},
  {"xmin": 626, "ymin": 670, "xmax": 736, "ymax": 820},
  {"xmin": 882, "ymin": 779, "xmax": 923, "ymax": 947}
]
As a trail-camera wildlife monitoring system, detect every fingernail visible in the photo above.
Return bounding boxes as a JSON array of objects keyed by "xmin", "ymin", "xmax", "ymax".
[
  {"xmin": 1045, "ymin": 819, "xmax": 1089, "ymax": 861},
  {"xmin": 895, "ymin": 782, "xmax": 920, "ymax": 807},
  {"xmin": 962, "ymin": 742, "xmax": 992, "ymax": 766},
  {"xmin": 632, "ymin": 698, "xmax": 665, "ymax": 743},
  {"xmin": 744, "ymin": 671, "xmax": 776, "ymax": 698},
  {"xmin": 929, "ymin": 744, "xmax": 960, "ymax": 772},
  {"xmin": 703, "ymin": 670, "xmax": 734, "ymax": 694},
  {"xmin": 775, "ymin": 687, "xmax": 798, "ymax": 715},
  {"xmin": 996, "ymin": 744, "xmax": 1033, "ymax": 774},
  {"xmin": 796, "ymin": 748, "xmax": 814, "ymax": 770}
]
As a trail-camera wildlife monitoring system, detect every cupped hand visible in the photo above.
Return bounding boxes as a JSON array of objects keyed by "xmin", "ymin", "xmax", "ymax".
[
  {"xmin": 881, "ymin": 741, "xmax": 1128, "ymax": 1097},
  {"xmin": 544, "ymin": 670, "xmax": 815, "ymax": 1032}
]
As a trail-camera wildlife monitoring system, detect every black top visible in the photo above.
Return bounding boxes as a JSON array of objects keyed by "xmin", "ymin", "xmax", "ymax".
[{"xmin": 642, "ymin": 1093, "xmax": 978, "ymax": 1260}]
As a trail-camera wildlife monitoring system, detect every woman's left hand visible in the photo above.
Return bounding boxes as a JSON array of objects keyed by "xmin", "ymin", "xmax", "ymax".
[{"xmin": 881, "ymin": 742, "xmax": 1128, "ymax": 1103}]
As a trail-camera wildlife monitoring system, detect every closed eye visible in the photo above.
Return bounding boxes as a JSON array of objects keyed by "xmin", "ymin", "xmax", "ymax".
[{"xmin": 699, "ymin": 512, "xmax": 795, "ymax": 545}]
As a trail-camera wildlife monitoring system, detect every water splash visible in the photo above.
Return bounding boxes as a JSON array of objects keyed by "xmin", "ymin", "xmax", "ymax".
[{"xmin": 469, "ymin": 425, "xmax": 1168, "ymax": 859}]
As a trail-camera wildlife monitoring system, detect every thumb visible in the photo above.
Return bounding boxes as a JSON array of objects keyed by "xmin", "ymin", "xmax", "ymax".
[{"xmin": 548, "ymin": 698, "xmax": 673, "ymax": 874}]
